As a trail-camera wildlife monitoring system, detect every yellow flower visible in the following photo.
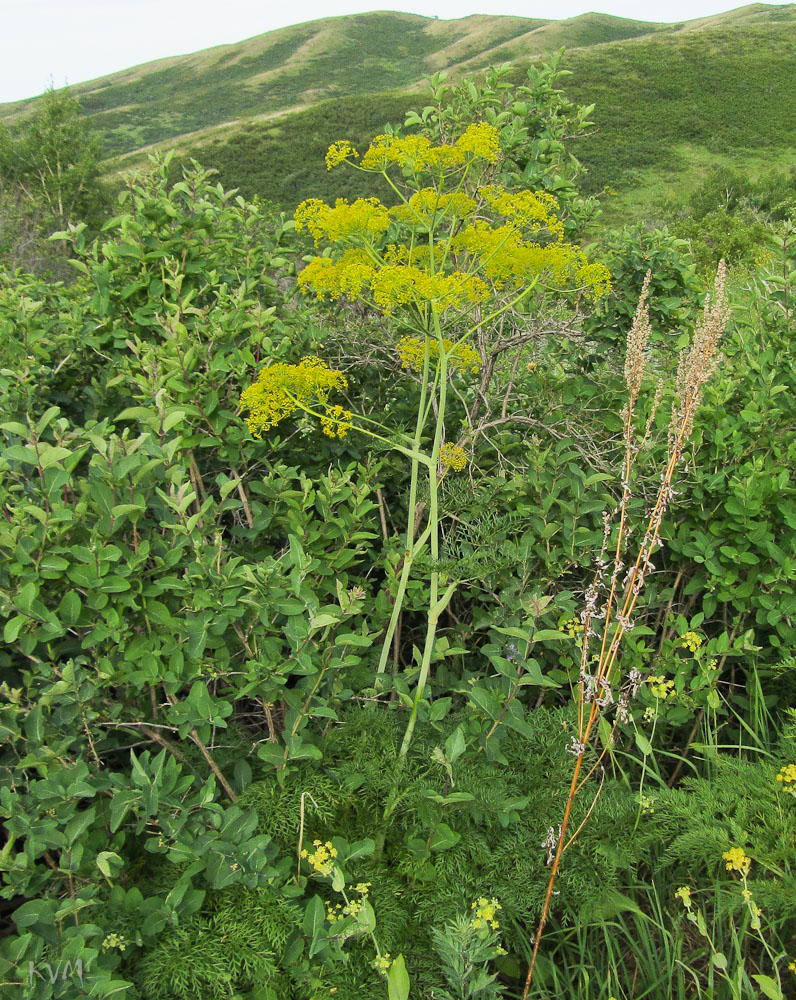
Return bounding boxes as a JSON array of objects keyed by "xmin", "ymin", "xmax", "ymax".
[
  {"xmin": 722, "ymin": 846, "xmax": 751, "ymax": 874},
  {"xmin": 320, "ymin": 404, "xmax": 353, "ymax": 439},
  {"xmin": 360, "ymin": 133, "xmax": 464, "ymax": 172},
  {"xmin": 240, "ymin": 357, "xmax": 348, "ymax": 438},
  {"xmin": 295, "ymin": 197, "xmax": 390, "ymax": 245},
  {"xmin": 373, "ymin": 953, "xmax": 392, "ymax": 976},
  {"xmin": 326, "ymin": 140, "xmax": 359, "ymax": 170},
  {"xmin": 776, "ymin": 763, "xmax": 796, "ymax": 784},
  {"xmin": 455, "ymin": 122, "xmax": 501, "ymax": 164},
  {"xmin": 439, "ymin": 443, "xmax": 467, "ymax": 473},
  {"xmin": 674, "ymin": 885, "xmax": 692, "ymax": 909},
  {"xmin": 470, "ymin": 896, "xmax": 502, "ymax": 931},
  {"xmin": 304, "ymin": 839, "xmax": 338, "ymax": 876},
  {"xmin": 559, "ymin": 617, "xmax": 584, "ymax": 638},
  {"xmin": 788, "ymin": 959, "xmax": 796, "ymax": 975},
  {"xmin": 680, "ymin": 630, "xmax": 703, "ymax": 652},
  {"xmin": 647, "ymin": 675, "xmax": 675, "ymax": 700},
  {"xmin": 396, "ymin": 336, "xmax": 480, "ymax": 374}
]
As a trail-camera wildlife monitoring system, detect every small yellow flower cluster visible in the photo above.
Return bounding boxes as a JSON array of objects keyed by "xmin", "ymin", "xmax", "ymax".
[
  {"xmin": 674, "ymin": 885, "xmax": 692, "ymax": 909},
  {"xmin": 396, "ymin": 336, "xmax": 481, "ymax": 374},
  {"xmin": 575, "ymin": 262, "xmax": 612, "ymax": 301},
  {"xmin": 439, "ymin": 443, "xmax": 467, "ymax": 472},
  {"xmin": 455, "ymin": 122, "xmax": 501, "ymax": 164},
  {"xmin": 643, "ymin": 706, "xmax": 657, "ymax": 723},
  {"xmin": 240, "ymin": 357, "xmax": 349, "ymax": 438},
  {"xmin": 326, "ymin": 898, "xmax": 364, "ymax": 921},
  {"xmin": 295, "ymin": 197, "xmax": 390, "ymax": 245},
  {"xmin": 451, "ymin": 221, "xmax": 610, "ymax": 300},
  {"xmin": 299, "ymin": 253, "xmax": 489, "ymax": 312},
  {"xmin": 301, "ymin": 839, "xmax": 338, "ymax": 877},
  {"xmin": 722, "ymin": 846, "xmax": 751, "ymax": 874},
  {"xmin": 639, "ymin": 794, "xmax": 655, "ymax": 815},
  {"xmin": 776, "ymin": 763, "xmax": 796, "ymax": 796},
  {"xmin": 559, "ymin": 617, "xmax": 584, "ymax": 638},
  {"xmin": 389, "ymin": 189, "xmax": 477, "ymax": 225},
  {"xmin": 470, "ymin": 896, "xmax": 501, "ymax": 931},
  {"xmin": 648, "ymin": 675, "xmax": 675, "ymax": 700},
  {"xmin": 361, "ymin": 134, "xmax": 465, "ymax": 172},
  {"xmin": 102, "ymin": 933, "xmax": 127, "ymax": 952},
  {"xmin": 788, "ymin": 959, "xmax": 796, "ymax": 975},
  {"xmin": 680, "ymin": 630, "xmax": 703, "ymax": 652},
  {"xmin": 371, "ymin": 265, "xmax": 488, "ymax": 312},
  {"xmin": 373, "ymin": 953, "xmax": 392, "ymax": 976},
  {"xmin": 326, "ymin": 881, "xmax": 370, "ymax": 923},
  {"xmin": 358, "ymin": 123, "xmax": 500, "ymax": 173},
  {"xmin": 326, "ymin": 140, "xmax": 359, "ymax": 170},
  {"xmin": 320, "ymin": 404, "xmax": 353, "ymax": 439},
  {"xmin": 480, "ymin": 185, "xmax": 563, "ymax": 239}
]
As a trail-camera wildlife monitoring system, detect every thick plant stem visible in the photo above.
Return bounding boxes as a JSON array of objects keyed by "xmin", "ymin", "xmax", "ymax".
[
  {"xmin": 376, "ymin": 333, "xmax": 432, "ymax": 674},
  {"xmin": 397, "ymin": 296, "xmax": 451, "ymax": 760},
  {"xmin": 398, "ymin": 580, "xmax": 457, "ymax": 759},
  {"xmin": 376, "ymin": 524, "xmax": 432, "ymax": 675}
]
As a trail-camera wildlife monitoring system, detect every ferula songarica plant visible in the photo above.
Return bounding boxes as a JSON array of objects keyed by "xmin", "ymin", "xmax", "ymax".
[{"xmin": 240, "ymin": 121, "xmax": 610, "ymax": 766}]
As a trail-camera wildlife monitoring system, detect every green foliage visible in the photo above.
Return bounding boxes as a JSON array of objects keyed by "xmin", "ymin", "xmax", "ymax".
[
  {"xmin": 0, "ymin": 87, "xmax": 107, "ymax": 275},
  {"xmin": 0, "ymin": 60, "xmax": 795, "ymax": 1000},
  {"xmin": 583, "ymin": 223, "xmax": 703, "ymax": 356}
]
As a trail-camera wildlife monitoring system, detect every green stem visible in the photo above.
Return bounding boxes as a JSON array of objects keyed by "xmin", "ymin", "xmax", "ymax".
[
  {"xmin": 376, "ymin": 332, "xmax": 434, "ymax": 673},
  {"xmin": 376, "ymin": 524, "xmax": 432, "ymax": 675},
  {"xmin": 398, "ymin": 580, "xmax": 457, "ymax": 759},
  {"xmin": 398, "ymin": 227, "xmax": 455, "ymax": 759}
]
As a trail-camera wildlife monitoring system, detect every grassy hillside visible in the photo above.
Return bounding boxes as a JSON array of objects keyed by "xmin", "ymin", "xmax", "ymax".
[
  {"xmin": 0, "ymin": 11, "xmax": 662, "ymax": 157},
  {"xmin": 2, "ymin": 4, "xmax": 795, "ymax": 216}
]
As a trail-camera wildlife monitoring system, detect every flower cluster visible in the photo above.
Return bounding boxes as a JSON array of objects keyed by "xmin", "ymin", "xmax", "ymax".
[
  {"xmin": 674, "ymin": 885, "xmax": 692, "ymax": 909},
  {"xmin": 639, "ymin": 793, "xmax": 655, "ymax": 815},
  {"xmin": 373, "ymin": 953, "xmax": 393, "ymax": 976},
  {"xmin": 361, "ymin": 133, "xmax": 465, "ymax": 172},
  {"xmin": 102, "ymin": 933, "xmax": 127, "ymax": 952},
  {"xmin": 239, "ymin": 356, "xmax": 349, "ymax": 438},
  {"xmin": 390, "ymin": 188, "xmax": 477, "ymax": 225},
  {"xmin": 320, "ymin": 403, "xmax": 353, "ymax": 439},
  {"xmin": 396, "ymin": 335, "xmax": 481, "ymax": 374},
  {"xmin": 358, "ymin": 122, "xmax": 500, "ymax": 173},
  {"xmin": 301, "ymin": 839, "xmax": 338, "ymax": 877},
  {"xmin": 470, "ymin": 896, "xmax": 501, "ymax": 931},
  {"xmin": 295, "ymin": 196, "xmax": 390, "ymax": 244},
  {"xmin": 680, "ymin": 630, "xmax": 703, "ymax": 652},
  {"xmin": 559, "ymin": 617, "xmax": 584, "ymax": 638},
  {"xmin": 648, "ymin": 675, "xmax": 675, "ymax": 700},
  {"xmin": 480, "ymin": 185, "xmax": 564, "ymax": 239},
  {"xmin": 455, "ymin": 122, "xmax": 501, "ymax": 164},
  {"xmin": 451, "ymin": 221, "xmax": 610, "ymax": 299},
  {"xmin": 722, "ymin": 846, "xmax": 751, "ymax": 874},
  {"xmin": 439, "ymin": 442, "xmax": 467, "ymax": 472},
  {"xmin": 776, "ymin": 763, "xmax": 796, "ymax": 796},
  {"xmin": 299, "ymin": 253, "xmax": 489, "ymax": 312},
  {"xmin": 326, "ymin": 140, "xmax": 359, "ymax": 170}
]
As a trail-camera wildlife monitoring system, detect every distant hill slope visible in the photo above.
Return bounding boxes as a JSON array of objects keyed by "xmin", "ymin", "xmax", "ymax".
[
  {"xmin": 0, "ymin": 10, "xmax": 670, "ymax": 154},
  {"xmin": 2, "ymin": 4, "xmax": 795, "ymax": 215}
]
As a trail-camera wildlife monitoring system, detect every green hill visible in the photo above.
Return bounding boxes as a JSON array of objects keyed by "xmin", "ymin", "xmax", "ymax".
[{"xmin": 2, "ymin": 4, "xmax": 795, "ymax": 215}]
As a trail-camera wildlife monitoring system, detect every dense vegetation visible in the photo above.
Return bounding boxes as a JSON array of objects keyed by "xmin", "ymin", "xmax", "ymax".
[{"xmin": 1, "ymin": 23, "xmax": 795, "ymax": 1000}]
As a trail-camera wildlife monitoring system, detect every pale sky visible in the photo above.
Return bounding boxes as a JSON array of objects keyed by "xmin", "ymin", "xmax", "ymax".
[{"xmin": 0, "ymin": 1, "xmax": 790, "ymax": 104}]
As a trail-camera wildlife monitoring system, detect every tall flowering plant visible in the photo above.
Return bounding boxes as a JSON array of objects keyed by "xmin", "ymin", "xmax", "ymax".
[{"xmin": 241, "ymin": 121, "xmax": 609, "ymax": 761}]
